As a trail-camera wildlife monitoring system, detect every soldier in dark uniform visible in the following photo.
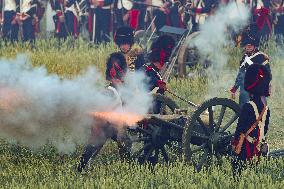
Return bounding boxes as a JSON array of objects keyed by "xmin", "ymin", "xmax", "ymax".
[
  {"xmin": 19, "ymin": 0, "xmax": 39, "ymax": 43},
  {"xmin": 252, "ymin": 0, "xmax": 273, "ymax": 41},
  {"xmin": 230, "ymin": 29, "xmax": 271, "ymax": 107},
  {"xmin": 123, "ymin": 0, "xmax": 147, "ymax": 31},
  {"xmin": 152, "ymin": 0, "xmax": 172, "ymax": 33},
  {"xmin": 1, "ymin": 0, "xmax": 19, "ymax": 42},
  {"xmin": 77, "ymin": 52, "xmax": 131, "ymax": 173},
  {"xmin": 231, "ymin": 63, "xmax": 272, "ymax": 176},
  {"xmin": 114, "ymin": 26, "xmax": 145, "ymax": 71},
  {"xmin": 189, "ymin": 0, "xmax": 216, "ymax": 32},
  {"xmin": 271, "ymin": 0, "xmax": 284, "ymax": 42},
  {"xmin": 143, "ymin": 34, "xmax": 175, "ymax": 113},
  {"xmin": 88, "ymin": 0, "xmax": 113, "ymax": 43},
  {"xmin": 54, "ymin": 0, "xmax": 78, "ymax": 39}
]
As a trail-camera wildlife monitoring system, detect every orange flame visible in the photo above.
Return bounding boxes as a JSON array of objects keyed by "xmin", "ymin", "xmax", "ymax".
[{"xmin": 88, "ymin": 111, "xmax": 143, "ymax": 127}]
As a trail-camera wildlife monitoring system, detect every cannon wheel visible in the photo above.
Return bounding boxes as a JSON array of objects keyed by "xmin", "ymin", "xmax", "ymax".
[
  {"xmin": 177, "ymin": 32, "xmax": 200, "ymax": 77},
  {"xmin": 183, "ymin": 97, "xmax": 241, "ymax": 171},
  {"xmin": 125, "ymin": 95, "xmax": 181, "ymax": 164}
]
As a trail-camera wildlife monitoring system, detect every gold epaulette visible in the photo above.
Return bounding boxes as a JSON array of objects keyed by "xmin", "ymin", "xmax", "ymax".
[
  {"xmin": 128, "ymin": 45, "xmax": 144, "ymax": 56},
  {"xmin": 259, "ymin": 51, "xmax": 270, "ymax": 60},
  {"xmin": 262, "ymin": 59, "xmax": 269, "ymax": 66}
]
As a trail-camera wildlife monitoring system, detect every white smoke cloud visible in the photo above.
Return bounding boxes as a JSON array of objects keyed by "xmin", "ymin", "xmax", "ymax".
[
  {"xmin": 0, "ymin": 55, "xmax": 152, "ymax": 154},
  {"xmin": 187, "ymin": 3, "xmax": 250, "ymax": 98}
]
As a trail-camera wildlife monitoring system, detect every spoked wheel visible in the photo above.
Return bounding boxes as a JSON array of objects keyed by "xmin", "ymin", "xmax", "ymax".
[
  {"xmin": 155, "ymin": 94, "xmax": 184, "ymax": 160},
  {"xmin": 177, "ymin": 32, "xmax": 212, "ymax": 78},
  {"xmin": 127, "ymin": 121, "xmax": 172, "ymax": 165},
  {"xmin": 183, "ymin": 98, "xmax": 240, "ymax": 171},
  {"xmin": 124, "ymin": 94, "xmax": 183, "ymax": 164}
]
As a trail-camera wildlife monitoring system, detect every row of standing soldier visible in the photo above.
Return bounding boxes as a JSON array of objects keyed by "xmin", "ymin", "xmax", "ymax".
[{"xmin": 1, "ymin": 0, "xmax": 284, "ymax": 43}]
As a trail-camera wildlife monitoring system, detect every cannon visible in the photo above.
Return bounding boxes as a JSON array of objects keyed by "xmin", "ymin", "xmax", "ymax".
[{"xmin": 124, "ymin": 95, "xmax": 241, "ymax": 171}]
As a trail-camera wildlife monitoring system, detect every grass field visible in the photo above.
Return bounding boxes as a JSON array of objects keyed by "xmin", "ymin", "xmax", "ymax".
[{"xmin": 0, "ymin": 39, "xmax": 283, "ymax": 188}]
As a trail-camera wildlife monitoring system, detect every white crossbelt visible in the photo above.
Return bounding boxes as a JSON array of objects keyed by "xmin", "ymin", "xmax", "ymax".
[{"xmin": 240, "ymin": 52, "xmax": 261, "ymax": 68}]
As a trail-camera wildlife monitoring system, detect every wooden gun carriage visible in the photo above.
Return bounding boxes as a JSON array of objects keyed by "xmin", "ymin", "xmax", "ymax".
[{"xmin": 125, "ymin": 95, "xmax": 241, "ymax": 171}]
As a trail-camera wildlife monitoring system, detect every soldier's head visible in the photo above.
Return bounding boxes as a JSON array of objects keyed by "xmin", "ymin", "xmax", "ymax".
[
  {"xmin": 241, "ymin": 29, "xmax": 259, "ymax": 54},
  {"xmin": 114, "ymin": 27, "xmax": 135, "ymax": 54},
  {"xmin": 244, "ymin": 64, "xmax": 272, "ymax": 97},
  {"xmin": 106, "ymin": 52, "xmax": 127, "ymax": 85},
  {"xmin": 149, "ymin": 35, "xmax": 175, "ymax": 70}
]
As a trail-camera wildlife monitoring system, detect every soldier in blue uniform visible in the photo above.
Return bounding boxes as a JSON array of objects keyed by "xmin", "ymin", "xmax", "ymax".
[
  {"xmin": 114, "ymin": 26, "xmax": 145, "ymax": 72},
  {"xmin": 188, "ymin": 0, "xmax": 216, "ymax": 32},
  {"xmin": 54, "ymin": 0, "xmax": 78, "ymax": 39},
  {"xmin": 143, "ymin": 34, "xmax": 175, "ymax": 114},
  {"xmin": 231, "ymin": 63, "xmax": 272, "ymax": 176},
  {"xmin": 230, "ymin": 29, "xmax": 271, "ymax": 107},
  {"xmin": 77, "ymin": 52, "xmax": 131, "ymax": 173},
  {"xmin": 88, "ymin": 0, "xmax": 114, "ymax": 43},
  {"xmin": 20, "ymin": 0, "xmax": 39, "ymax": 43},
  {"xmin": 1, "ymin": 0, "xmax": 19, "ymax": 42}
]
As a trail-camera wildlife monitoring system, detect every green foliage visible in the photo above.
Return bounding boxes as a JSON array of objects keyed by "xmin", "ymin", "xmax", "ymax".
[{"xmin": 0, "ymin": 39, "xmax": 284, "ymax": 188}]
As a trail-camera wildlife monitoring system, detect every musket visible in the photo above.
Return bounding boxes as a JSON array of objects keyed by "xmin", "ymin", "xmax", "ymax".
[
  {"xmin": 166, "ymin": 89, "xmax": 198, "ymax": 107},
  {"xmin": 0, "ymin": 0, "xmax": 4, "ymax": 36},
  {"xmin": 92, "ymin": 11, "xmax": 96, "ymax": 42}
]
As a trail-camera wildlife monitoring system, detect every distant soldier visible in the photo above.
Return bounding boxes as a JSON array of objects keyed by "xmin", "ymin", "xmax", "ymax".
[
  {"xmin": 54, "ymin": 0, "xmax": 79, "ymax": 39},
  {"xmin": 251, "ymin": 0, "xmax": 273, "ymax": 40},
  {"xmin": 122, "ymin": 0, "xmax": 147, "ymax": 30},
  {"xmin": 1, "ymin": 0, "xmax": 19, "ymax": 42},
  {"xmin": 77, "ymin": 52, "xmax": 131, "ymax": 173},
  {"xmin": 230, "ymin": 28, "xmax": 271, "ymax": 107},
  {"xmin": 168, "ymin": 0, "xmax": 185, "ymax": 28},
  {"xmin": 271, "ymin": 0, "xmax": 284, "ymax": 42},
  {"xmin": 17, "ymin": 0, "xmax": 41, "ymax": 43},
  {"xmin": 143, "ymin": 34, "xmax": 175, "ymax": 113},
  {"xmin": 189, "ymin": 0, "xmax": 216, "ymax": 31},
  {"xmin": 88, "ymin": 0, "xmax": 113, "ymax": 43},
  {"xmin": 114, "ymin": 26, "xmax": 145, "ymax": 71},
  {"xmin": 231, "ymin": 63, "xmax": 272, "ymax": 176}
]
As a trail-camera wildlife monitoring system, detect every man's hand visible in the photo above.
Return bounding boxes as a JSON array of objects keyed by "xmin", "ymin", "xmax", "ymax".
[
  {"xmin": 229, "ymin": 86, "xmax": 237, "ymax": 99},
  {"xmin": 157, "ymin": 80, "xmax": 167, "ymax": 92},
  {"xmin": 59, "ymin": 15, "xmax": 65, "ymax": 23}
]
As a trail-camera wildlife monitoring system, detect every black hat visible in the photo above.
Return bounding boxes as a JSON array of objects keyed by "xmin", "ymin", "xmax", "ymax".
[
  {"xmin": 241, "ymin": 32, "xmax": 260, "ymax": 47},
  {"xmin": 149, "ymin": 35, "xmax": 175, "ymax": 66},
  {"xmin": 244, "ymin": 64, "xmax": 272, "ymax": 97},
  {"xmin": 106, "ymin": 52, "xmax": 127, "ymax": 82},
  {"xmin": 114, "ymin": 27, "xmax": 134, "ymax": 46}
]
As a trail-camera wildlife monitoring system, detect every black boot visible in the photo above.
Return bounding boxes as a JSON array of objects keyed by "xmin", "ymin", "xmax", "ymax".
[{"xmin": 77, "ymin": 145, "xmax": 97, "ymax": 173}]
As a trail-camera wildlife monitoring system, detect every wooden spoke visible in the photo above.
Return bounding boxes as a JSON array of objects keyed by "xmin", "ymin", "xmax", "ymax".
[
  {"xmin": 191, "ymin": 131, "xmax": 209, "ymax": 140},
  {"xmin": 160, "ymin": 146, "xmax": 169, "ymax": 162},
  {"xmin": 215, "ymin": 106, "xmax": 226, "ymax": 132},
  {"xmin": 197, "ymin": 116, "xmax": 209, "ymax": 135},
  {"xmin": 220, "ymin": 113, "xmax": 238, "ymax": 132},
  {"xmin": 208, "ymin": 106, "xmax": 214, "ymax": 128}
]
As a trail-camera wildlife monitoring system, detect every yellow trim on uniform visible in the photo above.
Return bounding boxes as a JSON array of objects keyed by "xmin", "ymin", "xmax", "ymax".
[{"xmin": 262, "ymin": 60, "xmax": 269, "ymax": 66}]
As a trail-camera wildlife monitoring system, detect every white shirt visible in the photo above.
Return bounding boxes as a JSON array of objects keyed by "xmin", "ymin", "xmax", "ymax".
[{"xmin": 4, "ymin": 0, "xmax": 17, "ymax": 11}]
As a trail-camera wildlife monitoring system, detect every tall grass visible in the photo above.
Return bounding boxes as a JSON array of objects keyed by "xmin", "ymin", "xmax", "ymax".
[{"xmin": 0, "ymin": 38, "xmax": 283, "ymax": 188}]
